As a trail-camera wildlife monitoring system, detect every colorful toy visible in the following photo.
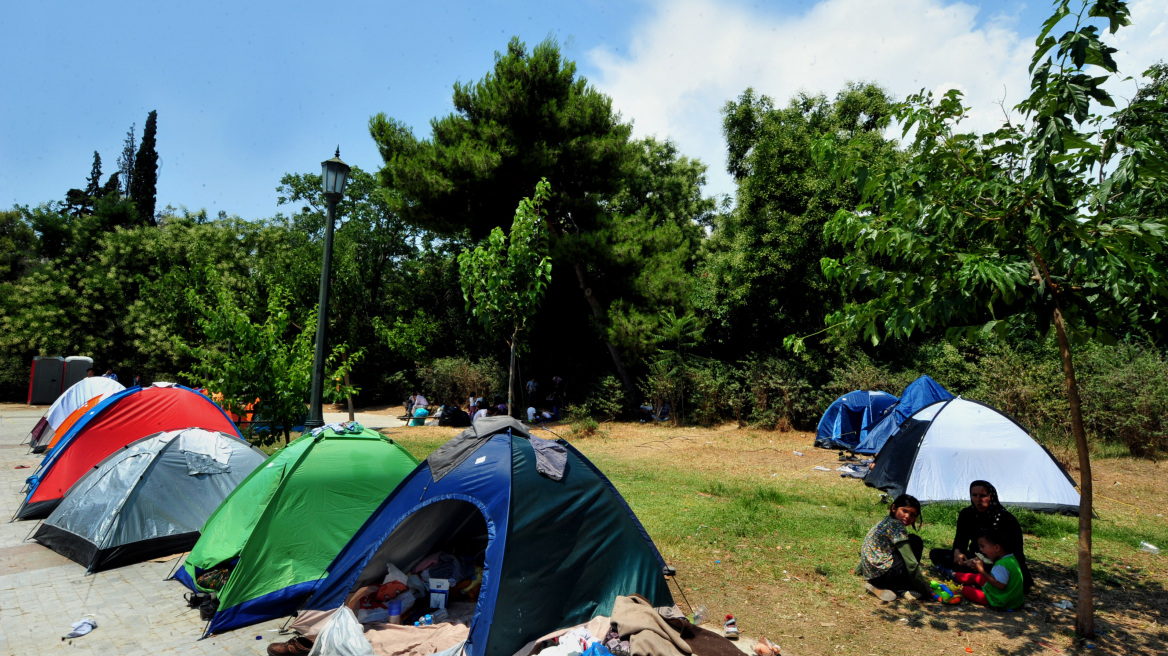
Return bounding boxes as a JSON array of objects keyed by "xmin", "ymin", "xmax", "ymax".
[{"xmin": 930, "ymin": 580, "xmax": 962, "ymax": 604}]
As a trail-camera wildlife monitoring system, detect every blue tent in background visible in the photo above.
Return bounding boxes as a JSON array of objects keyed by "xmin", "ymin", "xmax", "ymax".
[
  {"xmin": 815, "ymin": 390, "xmax": 899, "ymax": 450},
  {"xmin": 854, "ymin": 375, "xmax": 953, "ymax": 455},
  {"xmin": 300, "ymin": 417, "xmax": 671, "ymax": 656}
]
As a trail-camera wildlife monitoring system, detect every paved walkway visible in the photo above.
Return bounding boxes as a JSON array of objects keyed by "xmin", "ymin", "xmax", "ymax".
[{"xmin": 0, "ymin": 406, "xmax": 285, "ymax": 655}]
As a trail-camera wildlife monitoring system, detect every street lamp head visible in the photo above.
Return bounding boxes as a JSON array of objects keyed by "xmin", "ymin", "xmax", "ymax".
[{"xmin": 321, "ymin": 147, "xmax": 350, "ymax": 198}]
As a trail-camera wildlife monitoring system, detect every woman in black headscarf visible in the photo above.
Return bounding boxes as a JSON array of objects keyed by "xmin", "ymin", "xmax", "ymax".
[{"xmin": 929, "ymin": 480, "xmax": 1033, "ymax": 592}]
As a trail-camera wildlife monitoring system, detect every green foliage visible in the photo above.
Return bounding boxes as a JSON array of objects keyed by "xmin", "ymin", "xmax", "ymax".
[
  {"xmin": 371, "ymin": 37, "xmax": 631, "ymax": 241},
  {"xmin": 814, "ymin": 4, "xmax": 1167, "ymax": 351},
  {"xmin": 577, "ymin": 375, "xmax": 625, "ymax": 419},
  {"xmin": 459, "ymin": 180, "xmax": 553, "ymax": 412},
  {"xmin": 415, "ymin": 356, "xmax": 505, "ymax": 406},
  {"xmin": 699, "ymin": 83, "xmax": 899, "ymax": 357},
  {"xmin": 458, "ymin": 179, "xmax": 553, "ymax": 343},
  {"xmin": 177, "ymin": 270, "xmax": 354, "ymax": 444},
  {"xmin": 130, "ymin": 110, "xmax": 158, "ymax": 226}
]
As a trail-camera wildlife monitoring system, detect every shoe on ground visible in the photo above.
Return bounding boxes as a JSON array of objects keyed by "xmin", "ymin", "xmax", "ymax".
[
  {"xmin": 724, "ymin": 614, "xmax": 739, "ymax": 640},
  {"xmin": 901, "ymin": 590, "xmax": 923, "ymax": 602},
  {"xmin": 267, "ymin": 636, "xmax": 314, "ymax": 656},
  {"xmin": 864, "ymin": 582, "xmax": 897, "ymax": 602}
]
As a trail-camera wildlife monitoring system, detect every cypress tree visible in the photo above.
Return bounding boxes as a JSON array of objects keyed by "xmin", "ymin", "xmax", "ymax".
[
  {"xmin": 84, "ymin": 151, "xmax": 103, "ymax": 200},
  {"xmin": 117, "ymin": 123, "xmax": 135, "ymax": 196},
  {"xmin": 130, "ymin": 110, "xmax": 158, "ymax": 226}
]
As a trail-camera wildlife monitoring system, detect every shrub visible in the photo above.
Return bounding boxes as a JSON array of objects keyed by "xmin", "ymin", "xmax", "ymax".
[
  {"xmin": 743, "ymin": 356, "xmax": 819, "ymax": 430},
  {"xmin": 416, "ymin": 356, "xmax": 505, "ymax": 407}
]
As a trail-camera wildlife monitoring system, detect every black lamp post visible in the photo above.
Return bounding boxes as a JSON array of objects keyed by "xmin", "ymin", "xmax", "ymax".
[{"xmin": 304, "ymin": 148, "xmax": 350, "ymax": 429}]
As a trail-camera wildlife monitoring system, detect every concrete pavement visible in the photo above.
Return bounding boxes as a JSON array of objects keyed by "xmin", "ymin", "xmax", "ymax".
[{"xmin": 0, "ymin": 405, "xmax": 286, "ymax": 655}]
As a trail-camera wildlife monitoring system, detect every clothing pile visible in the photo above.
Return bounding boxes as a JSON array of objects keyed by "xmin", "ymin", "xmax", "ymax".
[
  {"xmin": 521, "ymin": 596, "xmax": 742, "ymax": 656},
  {"xmin": 350, "ymin": 551, "xmax": 485, "ymax": 627}
]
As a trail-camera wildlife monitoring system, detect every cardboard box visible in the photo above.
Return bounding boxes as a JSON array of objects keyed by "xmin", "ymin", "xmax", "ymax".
[{"xmin": 428, "ymin": 578, "xmax": 450, "ymax": 609}]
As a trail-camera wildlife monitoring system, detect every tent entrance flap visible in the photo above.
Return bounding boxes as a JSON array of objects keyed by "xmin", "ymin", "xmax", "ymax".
[{"xmin": 354, "ymin": 499, "xmax": 489, "ymax": 590}]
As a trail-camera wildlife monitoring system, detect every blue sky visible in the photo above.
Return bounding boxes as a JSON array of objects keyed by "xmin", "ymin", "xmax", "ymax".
[{"xmin": 2, "ymin": 1, "xmax": 1161, "ymax": 220}]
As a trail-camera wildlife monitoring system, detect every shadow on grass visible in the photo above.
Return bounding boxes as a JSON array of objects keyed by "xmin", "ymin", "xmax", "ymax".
[{"xmin": 868, "ymin": 558, "xmax": 1168, "ymax": 654}]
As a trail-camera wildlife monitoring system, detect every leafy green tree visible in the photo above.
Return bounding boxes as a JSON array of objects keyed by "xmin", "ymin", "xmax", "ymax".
[
  {"xmin": 131, "ymin": 110, "xmax": 158, "ymax": 226},
  {"xmin": 811, "ymin": 0, "xmax": 1167, "ymax": 636},
  {"xmin": 699, "ymin": 83, "xmax": 898, "ymax": 358},
  {"xmin": 0, "ymin": 210, "xmax": 35, "ymax": 283},
  {"xmin": 458, "ymin": 180, "xmax": 553, "ymax": 415},
  {"xmin": 371, "ymin": 38, "xmax": 712, "ymax": 394},
  {"xmin": 178, "ymin": 271, "xmax": 358, "ymax": 443}
]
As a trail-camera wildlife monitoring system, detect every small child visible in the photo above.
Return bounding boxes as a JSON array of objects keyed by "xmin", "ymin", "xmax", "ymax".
[
  {"xmin": 954, "ymin": 531, "xmax": 1025, "ymax": 610},
  {"xmin": 859, "ymin": 494, "xmax": 930, "ymax": 601}
]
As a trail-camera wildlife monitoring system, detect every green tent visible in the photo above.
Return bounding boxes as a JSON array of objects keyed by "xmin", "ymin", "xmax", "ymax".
[{"xmin": 173, "ymin": 424, "xmax": 419, "ymax": 633}]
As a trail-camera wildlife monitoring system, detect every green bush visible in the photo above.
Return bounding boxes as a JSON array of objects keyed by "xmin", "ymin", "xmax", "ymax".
[
  {"xmin": 743, "ymin": 356, "xmax": 818, "ymax": 430},
  {"xmin": 416, "ymin": 356, "xmax": 505, "ymax": 407},
  {"xmin": 1077, "ymin": 342, "xmax": 1168, "ymax": 458}
]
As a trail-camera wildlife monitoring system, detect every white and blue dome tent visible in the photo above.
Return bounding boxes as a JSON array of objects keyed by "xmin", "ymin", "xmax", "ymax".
[
  {"xmin": 26, "ymin": 376, "xmax": 125, "ymax": 453},
  {"xmin": 854, "ymin": 375, "xmax": 953, "ymax": 455},
  {"xmin": 815, "ymin": 390, "xmax": 899, "ymax": 450},
  {"xmin": 864, "ymin": 398, "xmax": 1080, "ymax": 514}
]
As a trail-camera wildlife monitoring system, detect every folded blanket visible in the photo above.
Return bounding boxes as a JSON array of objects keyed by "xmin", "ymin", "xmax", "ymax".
[{"xmin": 612, "ymin": 596, "xmax": 692, "ymax": 656}]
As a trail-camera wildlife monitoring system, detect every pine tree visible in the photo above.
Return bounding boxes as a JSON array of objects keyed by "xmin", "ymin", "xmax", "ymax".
[
  {"xmin": 84, "ymin": 151, "xmax": 103, "ymax": 201},
  {"xmin": 130, "ymin": 110, "xmax": 158, "ymax": 226},
  {"xmin": 117, "ymin": 123, "xmax": 136, "ymax": 197}
]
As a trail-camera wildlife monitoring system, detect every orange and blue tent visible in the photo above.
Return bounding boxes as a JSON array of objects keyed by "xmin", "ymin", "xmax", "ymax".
[{"xmin": 17, "ymin": 383, "xmax": 240, "ymax": 520}]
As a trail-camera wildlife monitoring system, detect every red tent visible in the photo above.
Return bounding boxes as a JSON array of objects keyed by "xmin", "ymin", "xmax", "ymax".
[{"xmin": 17, "ymin": 384, "xmax": 241, "ymax": 520}]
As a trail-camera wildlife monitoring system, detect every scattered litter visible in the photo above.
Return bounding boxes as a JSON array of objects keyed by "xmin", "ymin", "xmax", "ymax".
[
  {"xmin": 965, "ymin": 649, "xmax": 973, "ymax": 653},
  {"xmin": 1052, "ymin": 600, "xmax": 1073, "ymax": 610},
  {"xmin": 793, "ymin": 451, "xmax": 804, "ymax": 457},
  {"xmin": 715, "ymin": 560, "xmax": 721, "ymax": 564},
  {"xmin": 812, "ymin": 466, "xmax": 831, "ymax": 472},
  {"xmin": 898, "ymin": 618, "xmax": 908, "ymax": 623},
  {"xmin": 1139, "ymin": 541, "xmax": 1160, "ymax": 555},
  {"xmin": 63, "ymin": 617, "xmax": 97, "ymax": 639},
  {"xmin": 15, "ymin": 465, "xmax": 29, "ymax": 469},
  {"xmin": 256, "ymin": 636, "xmax": 262, "ymax": 640}
]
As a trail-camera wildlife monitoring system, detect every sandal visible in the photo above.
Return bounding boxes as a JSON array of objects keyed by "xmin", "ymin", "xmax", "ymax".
[
  {"xmin": 267, "ymin": 636, "xmax": 314, "ymax": 656},
  {"xmin": 864, "ymin": 582, "xmax": 897, "ymax": 602}
]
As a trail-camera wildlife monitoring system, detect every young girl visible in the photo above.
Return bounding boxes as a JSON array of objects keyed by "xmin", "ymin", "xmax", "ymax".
[
  {"xmin": 955, "ymin": 531, "xmax": 1025, "ymax": 610},
  {"xmin": 860, "ymin": 494, "xmax": 930, "ymax": 600}
]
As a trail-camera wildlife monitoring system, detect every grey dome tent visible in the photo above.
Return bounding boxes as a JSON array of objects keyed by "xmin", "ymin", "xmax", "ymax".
[
  {"xmin": 33, "ymin": 428, "xmax": 267, "ymax": 572},
  {"xmin": 864, "ymin": 398, "xmax": 1080, "ymax": 514}
]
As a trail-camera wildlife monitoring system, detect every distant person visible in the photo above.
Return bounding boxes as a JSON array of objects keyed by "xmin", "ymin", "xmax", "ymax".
[
  {"xmin": 405, "ymin": 392, "xmax": 429, "ymax": 416},
  {"xmin": 473, "ymin": 405, "xmax": 489, "ymax": 421},
  {"xmin": 525, "ymin": 378, "xmax": 539, "ymax": 402},
  {"xmin": 132, "ymin": 374, "xmax": 141, "ymax": 387},
  {"xmin": 102, "ymin": 368, "xmax": 118, "ymax": 382},
  {"xmin": 527, "ymin": 406, "xmax": 537, "ymax": 422},
  {"xmin": 85, "ymin": 368, "xmax": 95, "ymax": 378}
]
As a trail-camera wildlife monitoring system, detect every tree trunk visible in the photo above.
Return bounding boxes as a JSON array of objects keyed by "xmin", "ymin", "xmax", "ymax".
[
  {"xmin": 507, "ymin": 326, "xmax": 518, "ymax": 418},
  {"xmin": 1052, "ymin": 306, "xmax": 1094, "ymax": 637},
  {"xmin": 344, "ymin": 369, "xmax": 355, "ymax": 422},
  {"xmin": 572, "ymin": 262, "xmax": 636, "ymax": 397}
]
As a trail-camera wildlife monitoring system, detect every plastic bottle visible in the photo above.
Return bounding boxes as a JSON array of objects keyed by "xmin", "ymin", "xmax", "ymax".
[
  {"xmin": 387, "ymin": 599, "xmax": 402, "ymax": 625},
  {"xmin": 691, "ymin": 605, "xmax": 707, "ymax": 625},
  {"xmin": 1140, "ymin": 541, "xmax": 1160, "ymax": 555}
]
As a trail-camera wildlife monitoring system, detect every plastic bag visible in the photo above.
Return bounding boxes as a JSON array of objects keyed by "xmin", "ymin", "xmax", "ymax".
[{"xmin": 307, "ymin": 607, "xmax": 375, "ymax": 656}]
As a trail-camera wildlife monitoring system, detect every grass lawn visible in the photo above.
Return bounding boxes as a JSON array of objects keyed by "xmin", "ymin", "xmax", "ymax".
[{"xmin": 381, "ymin": 420, "xmax": 1167, "ymax": 655}]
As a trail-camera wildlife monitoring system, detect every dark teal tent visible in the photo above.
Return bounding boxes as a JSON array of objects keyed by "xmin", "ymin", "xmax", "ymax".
[{"xmin": 302, "ymin": 417, "xmax": 672, "ymax": 656}]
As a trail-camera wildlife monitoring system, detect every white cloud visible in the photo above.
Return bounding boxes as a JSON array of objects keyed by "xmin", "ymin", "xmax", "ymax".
[{"xmin": 589, "ymin": 0, "xmax": 1166, "ymax": 200}]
